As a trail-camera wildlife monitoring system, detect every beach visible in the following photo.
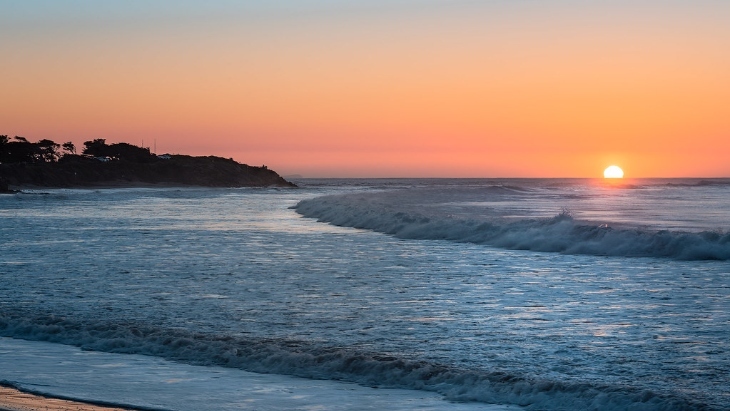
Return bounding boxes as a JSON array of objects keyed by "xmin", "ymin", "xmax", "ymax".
[{"xmin": 0, "ymin": 386, "xmax": 133, "ymax": 411}]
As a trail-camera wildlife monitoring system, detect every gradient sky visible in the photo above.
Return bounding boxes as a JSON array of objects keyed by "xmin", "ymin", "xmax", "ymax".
[{"xmin": 1, "ymin": 1, "xmax": 728, "ymax": 177}]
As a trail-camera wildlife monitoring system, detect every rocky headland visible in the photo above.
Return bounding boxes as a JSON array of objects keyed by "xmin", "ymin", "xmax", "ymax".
[{"xmin": 0, "ymin": 137, "xmax": 295, "ymax": 190}]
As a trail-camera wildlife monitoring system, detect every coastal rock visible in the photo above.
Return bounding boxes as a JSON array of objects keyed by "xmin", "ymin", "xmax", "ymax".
[
  {"xmin": 0, "ymin": 154, "xmax": 295, "ymax": 188},
  {"xmin": 0, "ymin": 176, "xmax": 20, "ymax": 193}
]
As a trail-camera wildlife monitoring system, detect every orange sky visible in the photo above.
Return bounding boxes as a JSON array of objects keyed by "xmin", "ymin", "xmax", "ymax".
[{"xmin": 1, "ymin": 1, "xmax": 728, "ymax": 177}]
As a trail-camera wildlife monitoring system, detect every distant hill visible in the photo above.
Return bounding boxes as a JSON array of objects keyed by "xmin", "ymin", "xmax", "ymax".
[{"xmin": 0, "ymin": 136, "xmax": 295, "ymax": 190}]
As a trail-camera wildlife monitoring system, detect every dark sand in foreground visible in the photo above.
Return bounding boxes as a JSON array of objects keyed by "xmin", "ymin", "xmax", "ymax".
[{"xmin": 0, "ymin": 387, "xmax": 135, "ymax": 411}]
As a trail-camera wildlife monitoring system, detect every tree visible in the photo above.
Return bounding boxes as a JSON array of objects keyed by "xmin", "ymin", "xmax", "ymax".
[
  {"xmin": 82, "ymin": 139, "xmax": 108, "ymax": 157},
  {"xmin": 5, "ymin": 136, "xmax": 34, "ymax": 163},
  {"xmin": 82, "ymin": 139, "xmax": 154, "ymax": 162},
  {"xmin": 62, "ymin": 141, "xmax": 76, "ymax": 154},
  {"xmin": 108, "ymin": 142, "xmax": 154, "ymax": 162},
  {"xmin": 0, "ymin": 136, "xmax": 61, "ymax": 163},
  {"xmin": 36, "ymin": 139, "xmax": 60, "ymax": 162},
  {"xmin": 0, "ymin": 135, "xmax": 9, "ymax": 163}
]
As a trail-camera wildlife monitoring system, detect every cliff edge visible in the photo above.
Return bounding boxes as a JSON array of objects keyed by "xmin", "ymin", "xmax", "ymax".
[{"xmin": 0, "ymin": 154, "xmax": 295, "ymax": 189}]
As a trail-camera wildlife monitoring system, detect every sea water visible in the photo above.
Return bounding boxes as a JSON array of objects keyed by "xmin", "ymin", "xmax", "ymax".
[{"xmin": 0, "ymin": 179, "xmax": 728, "ymax": 410}]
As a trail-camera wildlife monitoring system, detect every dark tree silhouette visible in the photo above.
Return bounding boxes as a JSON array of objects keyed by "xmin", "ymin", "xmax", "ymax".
[
  {"xmin": 62, "ymin": 141, "xmax": 76, "ymax": 154},
  {"xmin": 36, "ymin": 139, "xmax": 60, "ymax": 162},
  {"xmin": 0, "ymin": 135, "xmax": 9, "ymax": 164},
  {"xmin": 1, "ymin": 136, "xmax": 63, "ymax": 163},
  {"xmin": 82, "ymin": 139, "xmax": 108, "ymax": 156},
  {"xmin": 4, "ymin": 136, "xmax": 35, "ymax": 163},
  {"xmin": 83, "ymin": 139, "xmax": 154, "ymax": 162}
]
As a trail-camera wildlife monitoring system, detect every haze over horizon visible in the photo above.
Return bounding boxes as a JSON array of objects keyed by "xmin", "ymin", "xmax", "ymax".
[{"xmin": 1, "ymin": 0, "xmax": 728, "ymax": 178}]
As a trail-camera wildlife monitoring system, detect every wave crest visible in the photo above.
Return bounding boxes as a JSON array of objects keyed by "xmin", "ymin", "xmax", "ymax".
[
  {"xmin": 0, "ymin": 312, "xmax": 711, "ymax": 411},
  {"xmin": 294, "ymin": 195, "xmax": 730, "ymax": 260}
]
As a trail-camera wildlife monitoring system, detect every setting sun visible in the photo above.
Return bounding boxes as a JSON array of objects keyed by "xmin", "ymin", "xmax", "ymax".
[{"xmin": 604, "ymin": 165, "xmax": 624, "ymax": 179}]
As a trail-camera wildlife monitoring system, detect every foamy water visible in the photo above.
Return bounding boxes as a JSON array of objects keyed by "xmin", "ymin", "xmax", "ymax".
[
  {"xmin": 296, "ymin": 178, "xmax": 730, "ymax": 259},
  {"xmin": 1, "ymin": 179, "xmax": 728, "ymax": 410},
  {"xmin": 0, "ymin": 337, "xmax": 510, "ymax": 411}
]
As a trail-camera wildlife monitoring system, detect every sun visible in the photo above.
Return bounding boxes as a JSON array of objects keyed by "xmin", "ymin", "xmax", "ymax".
[{"xmin": 603, "ymin": 165, "xmax": 624, "ymax": 179}]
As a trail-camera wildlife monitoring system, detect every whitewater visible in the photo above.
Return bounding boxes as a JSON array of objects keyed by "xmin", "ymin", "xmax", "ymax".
[{"xmin": 0, "ymin": 178, "xmax": 728, "ymax": 410}]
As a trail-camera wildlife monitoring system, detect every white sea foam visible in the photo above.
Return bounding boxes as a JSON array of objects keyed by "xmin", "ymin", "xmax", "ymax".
[
  {"xmin": 1, "ymin": 337, "xmax": 511, "ymax": 411},
  {"xmin": 294, "ymin": 185, "xmax": 730, "ymax": 260},
  {"xmin": 0, "ymin": 317, "xmax": 706, "ymax": 411}
]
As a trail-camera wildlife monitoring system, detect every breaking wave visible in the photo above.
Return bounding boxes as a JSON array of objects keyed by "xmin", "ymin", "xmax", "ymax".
[
  {"xmin": 294, "ymin": 193, "xmax": 730, "ymax": 261},
  {"xmin": 0, "ymin": 312, "xmax": 712, "ymax": 411}
]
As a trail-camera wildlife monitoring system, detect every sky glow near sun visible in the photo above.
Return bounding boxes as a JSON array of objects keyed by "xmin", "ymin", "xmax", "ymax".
[{"xmin": 1, "ymin": 1, "xmax": 729, "ymax": 177}]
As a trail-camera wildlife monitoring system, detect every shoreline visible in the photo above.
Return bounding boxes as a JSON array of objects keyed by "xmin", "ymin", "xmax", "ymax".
[{"xmin": 0, "ymin": 386, "xmax": 136, "ymax": 411}]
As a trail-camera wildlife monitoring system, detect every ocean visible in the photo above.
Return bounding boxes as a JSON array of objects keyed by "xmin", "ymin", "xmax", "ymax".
[{"xmin": 0, "ymin": 178, "xmax": 728, "ymax": 410}]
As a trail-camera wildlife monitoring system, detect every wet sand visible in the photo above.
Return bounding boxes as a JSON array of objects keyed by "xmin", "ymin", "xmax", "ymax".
[{"xmin": 0, "ymin": 387, "xmax": 135, "ymax": 411}]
